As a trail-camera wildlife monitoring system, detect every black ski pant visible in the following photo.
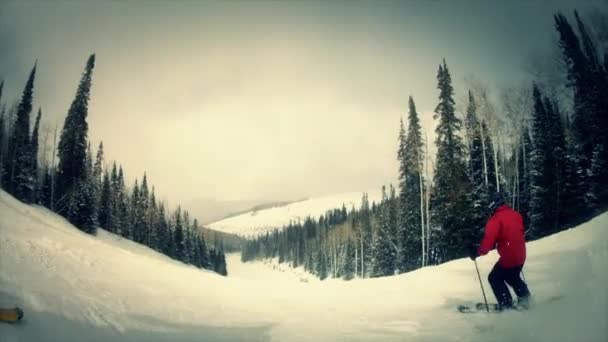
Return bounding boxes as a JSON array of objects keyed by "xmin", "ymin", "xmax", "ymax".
[{"xmin": 488, "ymin": 262, "xmax": 530, "ymax": 308}]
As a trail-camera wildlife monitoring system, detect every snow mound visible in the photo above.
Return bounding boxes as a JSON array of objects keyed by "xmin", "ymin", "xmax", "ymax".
[
  {"xmin": 208, "ymin": 190, "xmax": 382, "ymax": 238},
  {"xmin": 1, "ymin": 188, "xmax": 607, "ymax": 342}
]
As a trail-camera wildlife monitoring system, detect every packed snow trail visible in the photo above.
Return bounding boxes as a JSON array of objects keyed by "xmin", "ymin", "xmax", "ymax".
[{"xmin": 1, "ymin": 189, "xmax": 607, "ymax": 341}]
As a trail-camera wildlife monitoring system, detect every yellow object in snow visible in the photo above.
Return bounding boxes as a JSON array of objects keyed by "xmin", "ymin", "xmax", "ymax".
[{"xmin": 0, "ymin": 307, "xmax": 23, "ymax": 323}]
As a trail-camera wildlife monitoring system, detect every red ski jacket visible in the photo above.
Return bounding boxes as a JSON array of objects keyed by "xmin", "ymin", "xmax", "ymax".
[{"xmin": 478, "ymin": 205, "xmax": 526, "ymax": 268}]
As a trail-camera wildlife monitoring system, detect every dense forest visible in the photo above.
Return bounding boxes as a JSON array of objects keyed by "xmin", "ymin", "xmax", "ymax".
[
  {"xmin": 242, "ymin": 10, "xmax": 608, "ymax": 280},
  {"xmin": 0, "ymin": 56, "xmax": 228, "ymax": 276}
]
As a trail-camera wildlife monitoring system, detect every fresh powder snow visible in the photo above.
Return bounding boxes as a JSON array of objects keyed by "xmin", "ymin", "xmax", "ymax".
[{"xmin": 1, "ymin": 188, "xmax": 607, "ymax": 341}]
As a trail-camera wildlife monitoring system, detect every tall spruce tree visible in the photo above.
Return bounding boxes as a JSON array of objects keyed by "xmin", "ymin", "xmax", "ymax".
[
  {"xmin": 371, "ymin": 186, "xmax": 395, "ymax": 277},
  {"xmin": 480, "ymin": 120, "xmax": 497, "ymax": 195},
  {"xmin": 9, "ymin": 64, "xmax": 36, "ymax": 202},
  {"xmin": 398, "ymin": 96, "xmax": 425, "ymax": 272},
  {"xmin": 116, "ymin": 166, "xmax": 130, "ymax": 236},
  {"xmin": 544, "ymin": 98, "xmax": 567, "ymax": 233},
  {"xmin": 67, "ymin": 146, "xmax": 98, "ymax": 234},
  {"xmin": 56, "ymin": 54, "xmax": 96, "ymax": 214},
  {"xmin": 429, "ymin": 60, "xmax": 475, "ymax": 263},
  {"xmin": 359, "ymin": 193, "xmax": 372, "ymax": 277},
  {"xmin": 517, "ymin": 128, "xmax": 533, "ymax": 229},
  {"xmin": 528, "ymin": 85, "xmax": 552, "ymax": 239},
  {"xmin": 554, "ymin": 13, "xmax": 607, "ymax": 211},
  {"xmin": 342, "ymin": 238, "xmax": 356, "ymax": 280},
  {"xmin": 30, "ymin": 108, "xmax": 42, "ymax": 203},
  {"xmin": 174, "ymin": 206, "xmax": 185, "ymax": 261},
  {"xmin": 464, "ymin": 92, "xmax": 487, "ymax": 241},
  {"xmin": 93, "ymin": 142, "xmax": 104, "ymax": 201},
  {"xmin": 98, "ymin": 170, "xmax": 113, "ymax": 231},
  {"xmin": 130, "ymin": 180, "xmax": 140, "ymax": 241}
]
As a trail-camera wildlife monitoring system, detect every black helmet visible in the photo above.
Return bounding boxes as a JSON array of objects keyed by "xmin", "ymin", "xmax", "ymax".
[{"xmin": 488, "ymin": 192, "xmax": 504, "ymax": 213}]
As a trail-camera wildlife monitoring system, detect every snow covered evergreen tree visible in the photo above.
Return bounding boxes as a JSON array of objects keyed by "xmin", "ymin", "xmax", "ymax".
[
  {"xmin": 554, "ymin": 12, "xmax": 607, "ymax": 211},
  {"xmin": 98, "ymin": 170, "xmax": 113, "ymax": 231},
  {"xmin": 116, "ymin": 166, "xmax": 129, "ymax": 236},
  {"xmin": 397, "ymin": 96, "xmax": 425, "ymax": 272},
  {"xmin": 56, "ymin": 54, "xmax": 96, "ymax": 219},
  {"xmin": 92, "ymin": 142, "xmax": 104, "ymax": 203},
  {"xmin": 544, "ymin": 98, "xmax": 567, "ymax": 233},
  {"xmin": 371, "ymin": 186, "xmax": 396, "ymax": 277},
  {"xmin": 464, "ymin": 92, "xmax": 487, "ymax": 242},
  {"xmin": 480, "ymin": 120, "xmax": 497, "ymax": 195},
  {"xmin": 316, "ymin": 249, "xmax": 328, "ymax": 280},
  {"xmin": 528, "ymin": 85, "xmax": 553, "ymax": 239},
  {"xmin": 516, "ymin": 128, "xmax": 533, "ymax": 229},
  {"xmin": 8, "ymin": 64, "xmax": 36, "ymax": 202},
  {"xmin": 359, "ymin": 193, "xmax": 372, "ymax": 277},
  {"xmin": 67, "ymin": 146, "xmax": 98, "ymax": 234},
  {"xmin": 30, "ymin": 108, "xmax": 42, "ymax": 203},
  {"xmin": 173, "ymin": 206, "xmax": 185, "ymax": 261},
  {"xmin": 429, "ymin": 60, "xmax": 475, "ymax": 263},
  {"xmin": 138, "ymin": 174, "xmax": 150, "ymax": 244}
]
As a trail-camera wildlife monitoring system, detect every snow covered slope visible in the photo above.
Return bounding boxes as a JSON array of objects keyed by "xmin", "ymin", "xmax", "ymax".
[
  {"xmin": 1, "ymin": 188, "xmax": 607, "ymax": 342},
  {"xmin": 208, "ymin": 190, "xmax": 382, "ymax": 238}
]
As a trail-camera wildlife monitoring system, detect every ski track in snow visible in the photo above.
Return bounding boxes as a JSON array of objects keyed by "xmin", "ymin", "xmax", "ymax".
[{"xmin": 1, "ymin": 189, "xmax": 607, "ymax": 341}]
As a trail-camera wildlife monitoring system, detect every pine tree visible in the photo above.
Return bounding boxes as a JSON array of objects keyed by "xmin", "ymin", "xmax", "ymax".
[
  {"xmin": 398, "ymin": 96, "xmax": 426, "ymax": 272},
  {"xmin": 40, "ymin": 169, "xmax": 53, "ymax": 209},
  {"xmin": 56, "ymin": 54, "xmax": 96, "ymax": 213},
  {"xmin": 528, "ymin": 85, "xmax": 552, "ymax": 239},
  {"xmin": 30, "ymin": 108, "xmax": 42, "ymax": 203},
  {"xmin": 429, "ymin": 60, "xmax": 475, "ymax": 263},
  {"xmin": 342, "ymin": 239, "xmax": 356, "ymax": 280},
  {"xmin": 116, "ymin": 166, "xmax": 129, "ymax": 236},
  {"xmin": 587, "ymin": 145, "xmax": 607, "ymax": 214},
  {"xmin": 98, "ymin": 170, "xmax": 113, "ymax": 231},
  {"xmin": 67, "ymin": 147, "xmax": 98, "ymax": 234},
  {"xmin": 197, "ymin": 230, "xmax": 210, "ymax": 269},
  {"xmin": 9, "ymin": 63, "xmax": 36, "ymax": 202},
  {"xmin": 464, "ymin": 92, "xmax": 487, "ymax": 244},
  {"xmin": 358, "ymin": 193, "xmax": 372, "ymax": 277},
  {"xmin": 174, "ymin": 206, "xmax": 185, "ymax": 261},
  {"xmin": 138, "ymin": 174, "xmax": 150, "ymax": 244},
  {"xmin": 217, "ymin": 251, "xmax": 228, "ymax": 276},
  {"xmin": 554, "ymin": 12, "xmax": 607, "ymax": 211},
  {"xmin": 372, "ymin": 186, "xmax": 396, "ymax": 277},
  {"xmin": 316, "ymin": 249, "xmax": 328, "ymax": 280},
  {"xmin": 93, "ymin": 142, "xmax": 104, "ymax": 200},
  {"xmin": 130, "ymin": 180, "xmax": 140, "ymax": 241},
  {"xmin": 109, "ymin": 163, "xmax": 119, "ymax": 231},
  {"xmin": 544, "ymin": 98, "xmax": 567, "ymax": 233},
  {"xmin": 516, "ymin": 129, "xmax": 533, "ymax": 229},
  {"xmin": 480, "ymin": 120, "xmax": 497, "ymax": 195},
  {"xmin": 157, "ymin": 202, "xmax": 171, "ymax": 255},
  {"xmin": 148, "ymin": 188, "xmax": 159, "ymax": 249}
]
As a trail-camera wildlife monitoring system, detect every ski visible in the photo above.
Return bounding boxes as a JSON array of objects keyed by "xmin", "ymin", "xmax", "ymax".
[
  {"xmin": 457, "ymin": 303, "xmax": 501, "ymax": 313},
  {"xmin": 0, "ymin": 307, "xmax": 24, "ymax": 323}
]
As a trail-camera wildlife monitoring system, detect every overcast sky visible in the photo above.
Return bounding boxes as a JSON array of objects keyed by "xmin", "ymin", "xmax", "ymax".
[{"xmin": 0, "ymin": 0, "xmax": 604, "ymax": 206}]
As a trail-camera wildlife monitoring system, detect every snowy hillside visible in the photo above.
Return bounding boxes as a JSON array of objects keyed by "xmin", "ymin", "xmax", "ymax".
[
  {"xmin": 208, "ymin": 191, "xmax": 382, "ymax": 238},
  {"xmin": 1, "ymin": 188, "xmax": 607, "ymax": 342}
]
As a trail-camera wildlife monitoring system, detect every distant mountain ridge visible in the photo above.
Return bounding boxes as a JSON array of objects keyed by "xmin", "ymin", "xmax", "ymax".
[{"xmin": 209, "ymin": 190, "xmax": 382, "ymax": 238}]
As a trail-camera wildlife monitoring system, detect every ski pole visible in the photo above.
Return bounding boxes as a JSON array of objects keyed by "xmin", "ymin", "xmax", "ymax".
[{"xmin": 474, "ymin": 259, "xmax": 490, "ymax": 313}]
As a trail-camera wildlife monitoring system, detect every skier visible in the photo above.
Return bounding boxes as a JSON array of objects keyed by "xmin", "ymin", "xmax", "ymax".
[{"xmin": 469, "ymin": 192, "xmax": 531, "ymax": 311}]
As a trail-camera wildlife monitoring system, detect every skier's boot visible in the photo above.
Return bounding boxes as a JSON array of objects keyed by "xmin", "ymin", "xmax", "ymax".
[{"xmin": 517, "ymin": 295, "xmax": 533, "ymax": 310}]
